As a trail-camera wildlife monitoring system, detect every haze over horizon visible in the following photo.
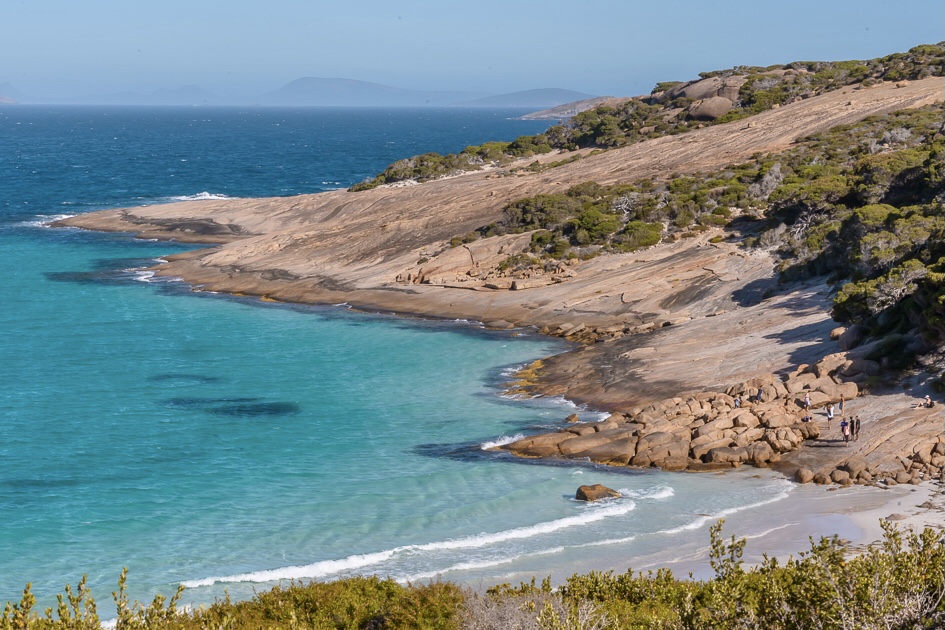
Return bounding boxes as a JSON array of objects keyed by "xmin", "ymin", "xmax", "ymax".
[{"xmin": 1, "ymin": 0, "xmax": 941, "ymax": 103}]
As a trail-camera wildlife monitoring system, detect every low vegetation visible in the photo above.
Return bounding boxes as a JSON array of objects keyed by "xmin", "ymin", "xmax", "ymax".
[
  {"xmin": 5, "ymin": 521, "xmax": 942, "ymax": 629},
  {"xmin": 448, "ymin": 102, "xmax": 944, "ymax": 383},
  {"xmin": 349, "ymin": 43, "xmax": 943, "ymax": 191}
]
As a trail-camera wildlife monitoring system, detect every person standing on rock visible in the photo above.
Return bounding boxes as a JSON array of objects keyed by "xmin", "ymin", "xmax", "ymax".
[
  {"xmin": 804, "ymin": 392, "xmax": 812, "ymax": 411},
  {"xmin": 839, "ymin": 394, "xmax": 845, "ymax": 417},
  {"xmin": 854, "ymin": 416, "xmax": 861, "ymax": 441},
  {"xmin": 840, "ymin": 418, "xmax": 850, "ymax": 445},
  {"xmin": 826, "ymin": 403, "xmax": 835, "ymax": 427}
]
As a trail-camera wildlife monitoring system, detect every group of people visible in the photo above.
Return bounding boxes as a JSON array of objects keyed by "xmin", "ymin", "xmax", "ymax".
[
  {"xmin": 839, "ymin": 415, "xmax": 861, "ymax": 444},
  {"xmin": 803, "ymin": 393, "xmax": 860, "ymax": 445}
]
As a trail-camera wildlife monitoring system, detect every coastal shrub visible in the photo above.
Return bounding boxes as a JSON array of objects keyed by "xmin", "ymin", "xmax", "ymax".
[
  {"xmin": 350, "ymin": 43, "xmax": 945, "ymax": 191},
  {"xmin": 5, "ymin": 521, "xmax": 944, "ymax": 629},
  {"xmin": 448, "ymin": 101, "xmax": 945, "ymax": 377}
]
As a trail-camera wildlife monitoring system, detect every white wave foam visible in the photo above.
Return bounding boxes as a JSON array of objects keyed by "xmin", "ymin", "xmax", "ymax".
[
  {"xmin": 181, "ymin": 548, "xmax": 399, "ymax": 588},
  {"xmin": 577, "ymin": 534, "xmax": 637, "ymax": 548},
  {"xmin": 480, "ymin": 434, "xmax": 524, "ymax": 450},
  {"xmin": 127, "ymin": 269, "xmax": 182, "ymax": 284},
  {"xmin": 658, "ymin": 485, "xmax": 792, "ymax": 536},
  {"xmin": 619, "ymin": 485, "xmax": 675, "ymax": 501},
  {"xmin": 182, "ymin": 503, "xmax": 636, "ymax": 588},
  {"xmin": 395, "ymin": 546, "xmax": 565, "ymax": 583},
  {"xmin": 170, "ymin": 192, "xmax": 236, "ymax": 201},
  {"xmin": 19, "ymin": 213, "xmax": 77, "ymax": 228},
  {"xmin": 500, "ymin": 363, "xmax": 528, "ymax": 378},
  {"xmin": 743, "ymin": 523, "xmax": 793, "ymax": 540},
  {"xmin": 396, "ymin": 556, "xmax": 520, "ymax": 583}
]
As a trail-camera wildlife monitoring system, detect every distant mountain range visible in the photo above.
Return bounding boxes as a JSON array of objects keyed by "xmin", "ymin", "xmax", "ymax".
[{"xmin": 0, "ymin": 78, "xmax": 599, "ymax": 108}]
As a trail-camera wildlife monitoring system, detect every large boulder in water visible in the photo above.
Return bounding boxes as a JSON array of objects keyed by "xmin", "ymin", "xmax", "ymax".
[{"xmin": 575, "ymin": 484, "xmax": 620, "ymax": 502}]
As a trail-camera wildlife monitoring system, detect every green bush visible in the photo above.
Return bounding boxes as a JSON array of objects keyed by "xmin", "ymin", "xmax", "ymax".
[{"xmin": 5, "ymin": 521, "xmax": 944, "ymax": 629}]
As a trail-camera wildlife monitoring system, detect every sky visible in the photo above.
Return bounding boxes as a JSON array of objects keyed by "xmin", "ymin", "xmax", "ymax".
[{"xmin": 1, "ymin": 0, "xmax": 942, "ymax": 100}]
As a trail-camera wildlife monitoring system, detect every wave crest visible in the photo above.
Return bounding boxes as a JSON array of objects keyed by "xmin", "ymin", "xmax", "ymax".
[
  {"xmin": 171, "ymin": 192, "xmax": 236, "ymax": 201},
  {"xmin": 181, "ymin": 501, "xmax": 636, "ymax": 588}
]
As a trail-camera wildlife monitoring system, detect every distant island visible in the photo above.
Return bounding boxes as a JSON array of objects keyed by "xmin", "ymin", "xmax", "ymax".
[{"xmin": 0, "ymin": 77, "xmax": 598, "ymax": 108}]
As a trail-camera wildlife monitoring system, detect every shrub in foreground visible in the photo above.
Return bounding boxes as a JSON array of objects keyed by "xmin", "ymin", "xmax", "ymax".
[{"xmin": 4, "ymin": 520, "xmax": 943, "ymax": 629}]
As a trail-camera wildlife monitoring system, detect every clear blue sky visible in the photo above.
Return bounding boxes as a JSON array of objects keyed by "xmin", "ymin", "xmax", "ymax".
[{"xmin": 2, "ymin": 0, "xmax": 942, "ymax": 98}]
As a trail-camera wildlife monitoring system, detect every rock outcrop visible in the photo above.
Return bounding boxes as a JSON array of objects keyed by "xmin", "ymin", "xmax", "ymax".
[{"xmin": 501, "ymin": 352, "xmax": 879, "ymax": 478}]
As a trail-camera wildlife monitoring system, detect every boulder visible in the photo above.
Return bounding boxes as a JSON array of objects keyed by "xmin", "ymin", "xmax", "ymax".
[
  {"xmin": 576, "ymin": 484, "xmax": 620, "ymax": 502},
  {"xmin": 718, "ymin": 76, "xmax": 748, "ymax": 101},
  {"xmin": 505, "ymin": 433, "xmax": 572, "ymax": 457},
  {"xmin": 559, "ymin": 430, "xmax": 629, "ymax": 455},
  {"xmin": 745, "ymin": 441, "xmax": 775, "ymax": 465},
  {"xmin": 689, "ymin": 96, "xmax": 733, "ymax": 121},
  {"xmin": 841, "ymin": 357, "xmax": 880, "ymax": 377},
  {"xmin": 795, "ymin": 391, "xmax": 831, "ymax": 408},
  {"xmin": 831, "ymin": 469, "xmax": 851, "ymax": 484},
  {"xmin": 836, "ymin": 382, "xmax": 859, "ymax": 400},
  {"xmin": 659, "ymin": 456, "xmax": 690, "ymax": 472},
  {"xmin": 733, "ymin": 427, "xmax": 766, "ymax": 448},
  {"xmin": 731, "ymin": 410, "xmax": 760, "ymax": 428},
  {"xmin": 706, "ymin": 446, "xmax": 747, "ymax": 464},
  {"xmin": 593, "ymin": 420, "xmax": 621, "ymax": 432},
  {"xmin": 839, "ymin": 324, "xmax": 867, "ymax": 350},
  {"xmin": 786, "ymin": 373, "xmax": 819, "ymax": 393},
  {"xmin": 633, "ymin": 438, "xmax": 689, "ymax": 468},
  {"xmin": 795, "ymin": 422, "xmax": 820, "ymax": 440},
  {"xmin": 636, "ymin": 431, "xmax": 676, "ymax": 451},
  {"xmin": 841, "ymin": 457, "xmax": 868, "ymax": 477},
  {"xmin": 795, "ymin": 468, "xmax": 814, "ymax": 483},
  {"xmin": 814, "ymin": 353, "xmax": 848, "ymax": 379},
  {"xmin": 577, "ymin": 437, "xmax": 639, "ymax": 465},
  {"xmin": 668, "ymin": 76, "xmax": 724, "ymax": 100},
  {"xmin": 691, "ymin": 436, "xmax": 733, "ymax": 460},
  {"xmin": 813, "ymin": 472, "xmax": 831, "ymax": 484},
  {"xmin": 765, "ymin": 413, "xmax": 798, "ymax": 429}
]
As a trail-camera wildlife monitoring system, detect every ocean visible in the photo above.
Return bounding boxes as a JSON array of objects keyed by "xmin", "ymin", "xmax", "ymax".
[{"xmin": 0, "ymin": 106, "xmax": 825, "ymax": 610}]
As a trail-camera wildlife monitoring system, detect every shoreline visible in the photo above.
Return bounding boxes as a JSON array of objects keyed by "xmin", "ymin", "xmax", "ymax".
[
  {"xmin": 126, "ymin": 250, "xmax": 944, "ymax": 594},
  {"xmin": 44, "ymin": 76, "xmax": 945, "ymax": 595}
]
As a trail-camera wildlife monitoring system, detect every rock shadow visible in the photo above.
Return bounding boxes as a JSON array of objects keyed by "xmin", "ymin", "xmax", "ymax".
[
  {"xmin": 731, "ymin": 277, "xmax": 777, "ymax": 307},
  {"xmin": 162, "ymin": 397, "xmax": 300, "ymax": 417}
]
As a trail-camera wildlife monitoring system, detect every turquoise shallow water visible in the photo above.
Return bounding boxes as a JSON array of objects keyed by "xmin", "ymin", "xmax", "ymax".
[{"xmin": 0, "ymin": 107, "xmax": 806, "ymax": 610}]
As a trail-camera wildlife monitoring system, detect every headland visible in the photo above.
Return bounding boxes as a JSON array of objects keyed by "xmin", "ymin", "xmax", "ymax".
[{"xmin": 55, "ymin": 77, "xmax": 944, "ymax": 498}]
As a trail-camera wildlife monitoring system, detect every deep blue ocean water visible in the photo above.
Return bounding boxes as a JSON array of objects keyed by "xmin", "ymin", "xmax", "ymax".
[{"xmin": 0, "ymin": 106, "xmax": 800, "ymax": 610}]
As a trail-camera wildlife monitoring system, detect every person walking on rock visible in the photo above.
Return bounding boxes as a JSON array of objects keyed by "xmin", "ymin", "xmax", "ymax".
[
  {"xmin": 839, "ymin": 394, "xmax": 845, "ymax": 417},
  {"xmin": 854, "ymin": 416, "xmax": 861, "ymax": 441},
  {"xmin": 826, "ymin": 403, "xmax": 835, "ymax": 427},
  {"xmin": 804, "ymin": 392, "xmax": 812, "ymax": 412}
]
